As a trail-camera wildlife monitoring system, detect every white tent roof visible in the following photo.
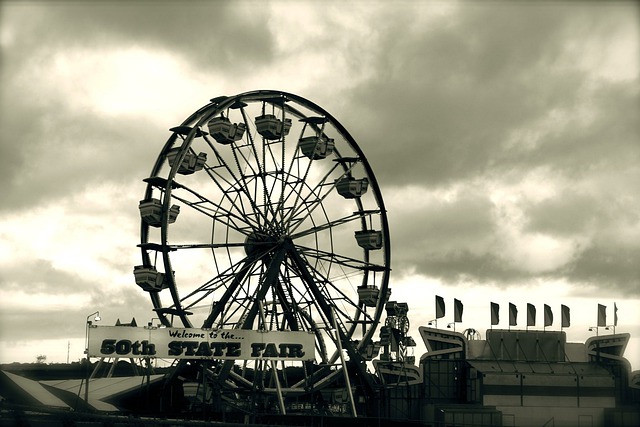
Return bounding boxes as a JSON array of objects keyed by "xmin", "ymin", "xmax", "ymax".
[
  {"xmin": 43, "ymin": 374, "xmax": 165, "ymax": 412},
  {"xmin": 1, "ymin": 371, "xmax": 70, "ymax": 408}
]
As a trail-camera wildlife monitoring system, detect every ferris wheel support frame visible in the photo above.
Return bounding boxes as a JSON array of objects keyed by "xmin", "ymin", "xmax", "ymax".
[{"xmin": 137, "ymin": 90, "xmax": 391, "ymax": 414}]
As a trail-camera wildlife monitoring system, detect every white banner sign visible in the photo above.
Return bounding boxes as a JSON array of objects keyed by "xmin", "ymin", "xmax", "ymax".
[{"xmin": 87, "ymin": 326, "xmax": 315, "ymax": 361}]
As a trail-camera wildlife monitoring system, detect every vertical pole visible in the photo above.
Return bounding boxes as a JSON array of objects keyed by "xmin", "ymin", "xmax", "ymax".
[
  {"xmin": 576, "ymin": 374, "xmax": 581, "ymax": 407},
  {"xmin": 271, "ymin": 360, "xmax": 286, "ymax": 415},
  {"xmin": 84, "ymin": 322, "xmax": 90, "ymax": 410},
  {"xmin": 332, "ymin": 308, "xmax": 357, "ymax": 418},
  {"xmin": 84, "ymin": 358, "xmax": 89, "ymax": 409},
  {"xmin": 202, "ymin": 362, "xmax": 207, "ymax": 420},
  {"xmin": 146, "ymin": 357, "xmax": 151, "ymax": 411},
  {"xmin": 259, "ymin": 300, "xmax": 266, "ymax": 330}
]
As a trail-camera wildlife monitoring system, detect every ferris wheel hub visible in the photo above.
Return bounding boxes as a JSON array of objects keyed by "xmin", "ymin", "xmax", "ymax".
[{"xmin": 244, "ymin": 230, "xmax": 283, "ymax": 257}]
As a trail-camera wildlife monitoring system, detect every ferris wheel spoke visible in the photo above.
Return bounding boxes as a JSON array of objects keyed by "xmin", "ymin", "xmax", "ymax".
[
  {"xmin": 239, "ymin": 110, "xmax": 274, "ymax": 225},
  {"xmin": 278, "ymin": 264, "xmax": 329, "ymax": 337},
  {"xmin": 169, "ymin": 182, "xmax": 257, "ymax": 234},
  {"xmin": 177, "ymin": 254, "xmax": 256, "ymax": 308},
  {"xmin": 236, "ymin": 105, "xmax": 283, "ymax": 227},
  {"xmin": 290, "ymin": 254, "xmax": 378, "ymax": 345},
  {"xmin": 289, "ymin": 211, "xmax": 370, "ymax": 240},
  {"xmin": 278, "ymin": 126, "xmax": 313, "ymax": 215},
  {"xmin": 201, "ymin": 133, "xmax": 273, "ymax": 228},
  {"xmin": 276, "ymin": 122, "xmax": 320, "ymax": 221},
  {"xmin": 287, "ymin": 250, "xmax": 366, "ymax": 371},
  {"xmin": 237, "ymin": 106, "xmax": 263, "ymax": 173},
  {"xmin": 228, "ymin": 132, "xmax": 282, "ymax": 227},
  {"xmin": 286, "ymin": 245, "xmax": 351, "ymax": 334},
  {"xmin": 280, "ymin": 161, "xmax": 347, "ymax": 231},
  {"xmin": 201, "ymin": 166, "xmax": 263, "ymax": 229},
  {"xmin": 281, "ymin": 147, "xmax": 358, "ymax": 219},
  {"xmin": 227, "ymin": 132, "xmax": 261, "ymax": 188},
  {"xmin": 296, "ymin": 308, "xmax": 329, "ymax": 363},
  {"xmin": 228, "ymin": 262, "xmax": 276, "ymax": 327},
  {"xmin": 295, "ymin": 244, "xmax": 387, "ymax": 273},
  {"xmin": 237, "ymin": 248, "xmax": 287, "ymax": 330},
  {"xmin": 295, "ymin": 251, "xmax": 371, "ymax": 322},
  {"xmin": 202, "ymin": 257, "xmax": 260, "ymax": 328},
  {"xmin": 163, "ymin": 242, "xmax": 247, "ymax": 251},
  {"xmin": 271, "ymin": 273, "xmax": 300, "ymax": 332},
  {"xmin": 280, "ymin": 262, "xmax": 337, "ymax": 331},
  {"xmin": 254, "ymin": 102, "xmax": 287, "ymax": 223}
]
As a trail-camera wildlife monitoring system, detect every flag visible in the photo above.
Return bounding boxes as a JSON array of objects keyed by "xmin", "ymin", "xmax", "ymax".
[
  {"xmin": 614, "ymin": 302, "xmax": 618, "ymax": 327},
  {"xmin": 597, "ymin": 304, "xmax": 606, "ymax": 327},
  {"xmin": 561, "ymin": 304, "xmax": 570, "ymax": 328},
  {"xmin": 527, "ymin": 303, "xmax": 536, "ymax": 327},
  {"xmin": 454, "ymin": 298, "xmax": 463, "ymax": 323},
  {"xmin": 509, "ymin": 303, "xmax": 518, "ymax": 326},
  {"xmin": 560, "ymin": 304, "xmax": 571, "ymax": 328},
  {"xmin": 544, "ymin": 304, "xmax": 553, "ymax": 327},
  {"xmin": 490, "ymin": 302, "xmax": 499, "ymax": 325},
  {"xmin": 436, "ymin": 295, "xmax": 445, "ymax": 319}
]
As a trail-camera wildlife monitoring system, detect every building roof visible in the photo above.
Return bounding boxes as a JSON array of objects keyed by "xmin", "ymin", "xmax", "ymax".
[
  {"xmin": 467, "ymin": 359, "xmax": 612, "ymax": 377},
  {"xmin": 0, "ymin": 370, "xmax": 70, "ymax": 408},
  {"xmin": 0, "ymin": 369, "xmax": 164, "ymax": 412},
  {"xmin": 43, "ymin": 374, "xmax": 165, "ymax": 411}
]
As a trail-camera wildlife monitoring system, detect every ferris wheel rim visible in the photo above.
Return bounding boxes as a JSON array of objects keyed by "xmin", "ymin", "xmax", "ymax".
[{"xmin": 138, "ymin": 90, "xmax": 391, "ymax": 361}]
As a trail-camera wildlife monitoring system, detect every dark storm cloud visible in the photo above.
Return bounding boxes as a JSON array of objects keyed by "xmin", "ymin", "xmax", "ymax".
[
  {"xmin": 0, "ymin": 103, "xmax": 165, "ymax": 211},
  {"xmin": 0, "ymin": 259, "xmax": 151, "ymax": 342},
  {"xmin": 502, "ymin": 82, "xmax": 640, "ymax": 178},
  {"xmin": 0, "ymin": 1, "xmax": 278, "ymax": 212},
  {"xmin": 0, "ymin": 259, "xmax": 88, "ymax": 294},
  {"xmin": 0, "ymin": 288, "xmax": 151, "ymax": 342},
  {"xmin": 414, "ymin": 251, "xmax": 522, "ymax": 285},
  {"xmin": 345, "ymin": 3, "xmax": 634, "ymax": 187},
  {"xmin": 0, "ymin": 1, "xmax": 638, "ymax": 362},
  {"xmin": 524, "ymin": 190, "xmax": 599, "ymax": 236},
  {"xmin": 390, "ymin": 187, "xmax": 502, "ymax": 281},
  {"xmin": 2, "ymin": 1, "xmax": 275, "ymax": 73},
  {"xmin": 0, "ymin": 113, "xmax": 29, "ymax": 190},
  {"xmin": 568, "ymin": 245, "xmax": 640, "ymax": 297},
  {"xmin": 335, "ymin": 3, "xmax": 639, "ymax": 293}
]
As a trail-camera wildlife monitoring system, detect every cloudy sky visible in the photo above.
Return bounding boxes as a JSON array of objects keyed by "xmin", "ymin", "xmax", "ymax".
[{"xmin": 1, "ymin": 1, "xmax": 638, "ymax": 370}]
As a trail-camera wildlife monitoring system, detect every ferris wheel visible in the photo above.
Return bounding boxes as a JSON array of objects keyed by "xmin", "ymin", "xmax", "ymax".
[{"xmin": 134, "ymin": 90, "xmax": 391, "ymax": 402}]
